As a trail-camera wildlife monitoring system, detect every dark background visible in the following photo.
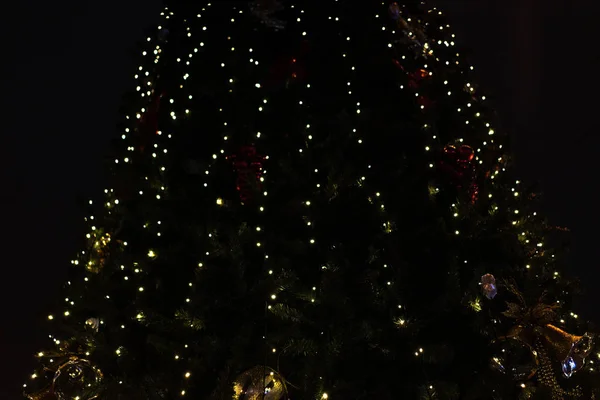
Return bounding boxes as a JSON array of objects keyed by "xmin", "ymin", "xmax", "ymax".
[{"xmin": 1, "ymin": 0, "xmax": 598, "ymax": 397}]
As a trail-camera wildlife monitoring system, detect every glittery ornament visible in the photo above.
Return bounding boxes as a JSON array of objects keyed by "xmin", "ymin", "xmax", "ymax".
[
  {"xmin": 86, "ymin": 229, "xmax": 113, "ymax": 274},
  {"xmin": 228, "ymin": 146, "xmax": 266, "ymax": 204},
  {"xmin": 496, "ymin": 285, "xmax": 589, "ymax": 397},
  {"xmin": 489, "ymin": 336, "xmax": 538, "ymax": 380},
  {"xmin": 85, "ymin": 318, "xmax": 100, "ymax": 332},
  {"xmin": 233, "ymin": 366, "xmax": 287, "ymax": 400},
  {"xmin": 480, "ymin": 273, "xmax": 497, "ymax": 299},
  {"xmin": 52, "ymin": 357, "xmax": 103, "ymax": 400},
  {"xmin": 438, "ymin": 144, "xmax": 475, "ymax": 182},
  {"xmin": 438, "ymin": 143, "xmax": 478, "ymax": 203}
]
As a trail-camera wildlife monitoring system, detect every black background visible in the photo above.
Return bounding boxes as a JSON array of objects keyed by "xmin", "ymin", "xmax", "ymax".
[{"xmin": 1, "ymin": 0, "xmax": 598, "ymax": 397}]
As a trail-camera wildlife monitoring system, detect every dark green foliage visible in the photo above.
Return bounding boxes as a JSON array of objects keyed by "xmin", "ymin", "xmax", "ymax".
[{"xmin": 22, "ymin": 1, "xmax": 600, "ymax": 400}]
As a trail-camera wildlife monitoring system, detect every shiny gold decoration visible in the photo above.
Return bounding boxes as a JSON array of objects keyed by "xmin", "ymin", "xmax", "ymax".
[
  {"xmin": 233, "ymin": 366, "xmax": 287, "ymax": 400},
  {"xmin": 147, "ymin": 249, "xmax": 158, "ymax": 260},
  {"xmin": 85, "ymin": 317, "xmax": 100, "ymax": 332},
  {"xmin": 505, "ymin": 324, "xmax": 594, "ymax": 379},
  {"xmin": 84, "ymin": 220, "xmax": 124, "ymax": 273},
  {"xmin": 537, "ymin": 324, "xmax": 593, "ymax": 366},
  {"xmin": 25, "ymin": 357, "xmax": 103, "ymax": 400},
  {"xmin": 490, "ymin": 282, "xmax": 593, "ymax": 397},
  {"xmin": 502, "ymin": 294, "xmax": 559, "ymax": 327},
  {"xmin": 25, "ymin": 386, "xmax": 54, "ymax": 400},
  {"xmin": 508, "ymin": 323, "xmax": 573, "ymax": 351},
  {"xmin": 87, "ymin": 231, "xmax": 112, "ymax": 273},
  {"xmin": 53, "ymin": 357, "xmax": 103, "ymax": 400}
]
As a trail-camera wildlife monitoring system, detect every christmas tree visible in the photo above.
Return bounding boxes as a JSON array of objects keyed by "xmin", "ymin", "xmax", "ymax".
[{"xmin": 22, "ymin": 1, "xmax": 600, "ymax": 399}]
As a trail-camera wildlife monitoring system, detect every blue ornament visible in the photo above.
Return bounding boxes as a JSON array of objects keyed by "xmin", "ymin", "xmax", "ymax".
[{"xmin": 562, "ymin": 356, "xmax": 577, "ymax": 378}]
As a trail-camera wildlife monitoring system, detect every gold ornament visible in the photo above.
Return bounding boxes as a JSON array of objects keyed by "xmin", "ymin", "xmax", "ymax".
[
  {"xmin": 53, "ymin": 357, "xmax": 103, "ymax": 400},
  {"xmin": 233, "ymin": 366, "xmax": 287, "ymax": 400},
  {"xmin": 87, "ymin": 231, "xmax": 112, "ymax": 273},
  {"xmin": 490, "ymin": 282, "xmax": 593, "ymax": 397},
  {"xmin": 85, "ymin": 318, "xmax": 100, "ymax": 332},
  {"xmin": 25, "ymin": 386, "xmax": 55, "ymax": 400},
  {"xmin": 505, "ymin": 323, "xmax": 594, "ymax": 379},
  {"xmin": 536, "ymin": 324, "xmax": 594, "ymax": 378},
  {"xmin": 538, "ymin": 324, "xmax": 584, "ymax": 359}
]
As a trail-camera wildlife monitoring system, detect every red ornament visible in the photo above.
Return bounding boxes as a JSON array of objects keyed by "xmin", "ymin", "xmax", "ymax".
[
  {"xmin": 438, "ymin": 144, "xmax": 474, "ymax": 180},
  {"xmin": 438, "ymin": 144, "xmax": 478, "ymax": 203},
  {"xmin": 391, "ymin": 60, "xmax": 429, "ymax": 88},
  {"xmin": 228, "ymin": 146, "xmax": 266, "ymax": 203},
  {"xmin": 444, "ymin": 144, "xmax": 474, "ymax": 166},
  {"xmin": 408, "ymin": 68, "xmax": 429, "ymax": 88}
]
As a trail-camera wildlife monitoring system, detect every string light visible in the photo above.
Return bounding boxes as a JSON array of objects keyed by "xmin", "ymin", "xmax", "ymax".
[{"xmin": 24, "ymin": 2, "xmax": 592, "ymax": 399}]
